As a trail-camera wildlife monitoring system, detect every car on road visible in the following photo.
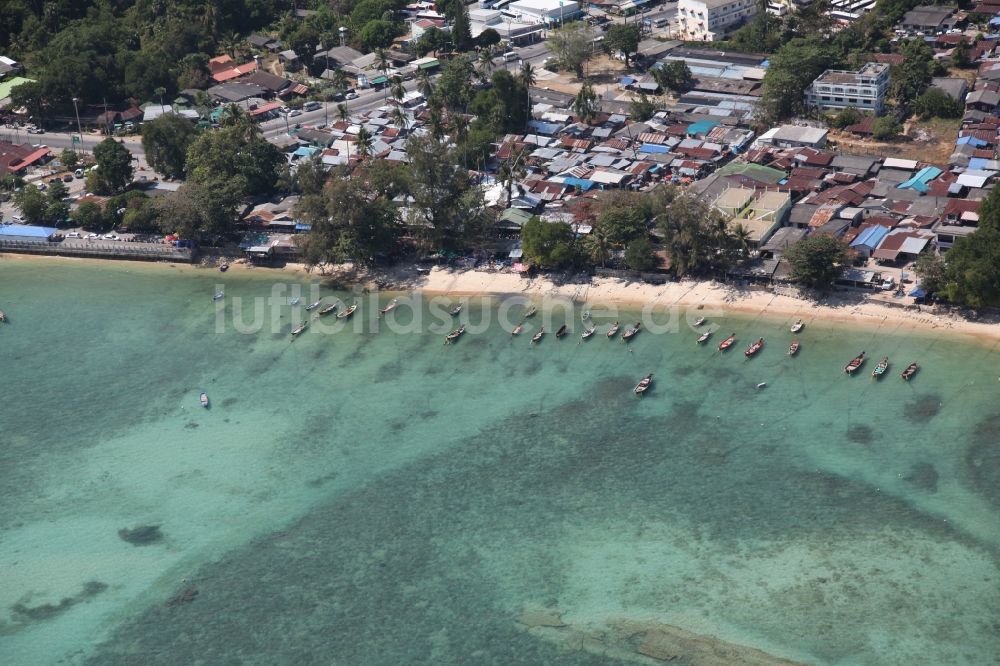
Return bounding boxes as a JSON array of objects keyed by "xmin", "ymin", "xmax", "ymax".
[
  {"xmin": 74, "ymin": 169, "xmax": 84, "ymax": 178},
  {"xmin": 67, "ymin": 231, "xmax": 81, "ymax": 238},
  {"xmin": 289, "ymin": 109, "xmax": 302, "ymax": 117},
  {"xmin": 27, "ymin": 127, "xmax": 44, "ymax": 134},
  {"xmin": 86, "ymin": 233, "xmax": 99, "ymax": 239},
  {"xmin": 62, "ymin": 174, "xmax": 73, "ymax": 182},
  {"xmin": 303, "ymin": 101, "xmax": 321, "ymax": 111},
  {"xmin": 345, "ymin": 91, "xmax": 359, "ymax": 100}
]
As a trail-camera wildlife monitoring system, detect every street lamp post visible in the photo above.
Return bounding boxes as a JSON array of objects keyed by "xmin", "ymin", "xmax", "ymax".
[
  {"xmin": 559, "ymin": 0, "xmax": 565, "ymax": 27},
  {"xmin": 71, "ymin": 97, "xmax": 84, "ymax": 154}
]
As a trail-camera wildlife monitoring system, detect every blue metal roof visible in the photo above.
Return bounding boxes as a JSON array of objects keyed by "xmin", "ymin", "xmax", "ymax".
[
  {"xmin": 968, "ymin": 157, "xmax": 990, "ymax": 170},
  {"xmin": 687, "ymin": 120, "xmax": 719, "ymax": 136},
  {"xmin": 899, "ymin": 166, "xmax": 941, "ymax": 192},
  {"xmin": 561, "ymin": 177, "xmax": 597, "ymax": 191},
  {"xmin": 0, "ymin": 224, "xmax": 57, "ymax": 238},
  {"xmin": 850, "ymin": 224, "xmax": 891, "ymax": 249},
  {"xmin": 640, "ymin": 143, "xmax": 670, "ymax": 153},
  {"xmin": 957, "ymin": 135, "xmax": 986, "ymax": 147}
]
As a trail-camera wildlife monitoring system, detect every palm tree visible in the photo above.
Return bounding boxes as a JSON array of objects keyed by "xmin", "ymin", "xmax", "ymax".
[
  {"xmin": 730, "ymin": 222, "xmax": 752, "ymax": 260},
  {"xmin": 572, "ymin": 80, "xmax": 598, "ymax": 125},
  {"xmin": 417, "ymin": 70, "xmax": 435, "ymax": 99},
  {"xmin": 518, "ymin": 62, "xmax": 535, "ymax": 128},
  {"xmin": 585, "ymin": 225, "xmax": 612, "ymax": 267},
  {"xmin": 427, "ymin": 106, "xmax": 446, "ymax": 140},
  {"xmin": 331, "ymin": 68, "xmax": 350, "ymax": 94},
  {"xmin": 389, "ymin": 75, "xmax": 406, "ymax": 105},
  {"xmin": 375, "ymin": 48, "xmax": 390, "ymax": 77},
  {"xmin": 336, "ymin": 103, "xmax": 350, "ymax": 124},
  {"xmin": 477, "ymin": 49, "xmax": 495, "ymax": 81},
  {"xmin": 519, "ymin": 61, "xmax": 536, "ymax": 88},
  {"xmin": 154, "ymin": 86, "xmax": 167, "ymax": 110},
  {"xmin": 390, "ymin": 107, "xmax": 409, "ymax": 134},
  {"xmin": 355, "ymin": 127, "xmax": 374, "ymax": 160}
]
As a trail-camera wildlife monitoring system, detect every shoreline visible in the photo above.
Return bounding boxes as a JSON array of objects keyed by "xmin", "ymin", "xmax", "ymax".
[{"xmin": 4, "ymin": 252, "xmax": 999, "ymax": 343}]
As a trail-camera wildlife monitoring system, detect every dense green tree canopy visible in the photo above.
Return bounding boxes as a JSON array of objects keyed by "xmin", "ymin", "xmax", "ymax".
[
  {"xmin": 93, "ymin": 138, "xmax": 135, "ymax": 194},
  {"xmin": 141, "ymin": 114, "xmax": 201, "ymax": 179},
  {"xmin": 759, "ymin": 37, "xmax": 841, "ymax": 124},
  {"xmin": 521, "ymin": 217, "xmax": 576, "ymax": 267},
  {"xmin": 784, "ymin": 235, "xmax": 850, "ymax": 289},
  {"xmin": 604, "ymin": 24, "xmax": 640, "ymax": 69}
]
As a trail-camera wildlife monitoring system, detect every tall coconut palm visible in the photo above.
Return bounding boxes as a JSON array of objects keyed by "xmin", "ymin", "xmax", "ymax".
[
  {"xmin": 585, "ymin": 224, "xmax": 612, "ymax": 267},
  {"xmin": 390, "ymin": 106, "xmax": 409, "ymax": 134},
  {"xmin": 416, "ymin": 70, "xmax": 434, "ymax": 100},
  {"xmin": 519, "ymin": 61, "xmax": 536, "ymax": 88},
  {"xmin": 355, "ymin": 126, "xmax": 374, "ymax": 160},
  {"xmin": 572, "ymin": 80, "xmax": 598, "ymax": 125},
  {"xmin": 477, "ymin": 48, "xmax": 495, "ymax": 81},
  {"xmin": 730, "ymin": 222, "xmax": 752, "ymax": 260},
  {"xmin": 331, "ymin": 68, "xmax": 350, "ymax": 94},
  {"xmin": 389, "ymin": 75, "xmax": 406, "ymax": 104}
]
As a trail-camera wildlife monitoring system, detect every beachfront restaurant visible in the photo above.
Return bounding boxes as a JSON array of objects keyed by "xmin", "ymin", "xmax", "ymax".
[
  {"xmin": 835, "ymin": 267, "xmax": 878, "ymax": 289},
  {"xmin": 0, "ymin": 224, "xmax": 58, "ymax": 244}
]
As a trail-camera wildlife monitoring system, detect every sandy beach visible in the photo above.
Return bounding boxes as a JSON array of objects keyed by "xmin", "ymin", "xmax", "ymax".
[
  {"xmin": 416, "ymin": 266, "xmax": 1000, "ymax": 342},
  {"xmin": 3, "ymin": 252, "xmax": 997, "ymax": 341}
]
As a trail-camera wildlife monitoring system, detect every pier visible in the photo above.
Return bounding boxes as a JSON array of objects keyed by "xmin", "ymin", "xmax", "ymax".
[{"xmin": 0, "ymin": 239, "xmax": 194, "ymax": 263}]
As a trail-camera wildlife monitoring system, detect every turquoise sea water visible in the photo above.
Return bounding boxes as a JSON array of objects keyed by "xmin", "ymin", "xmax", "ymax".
[{"xmin": 1, "ymin": 258, "xmax": 999, "ymax": 665}]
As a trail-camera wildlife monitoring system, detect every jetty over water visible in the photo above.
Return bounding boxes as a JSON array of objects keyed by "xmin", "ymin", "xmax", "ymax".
[{"xmin": 0, "ymin": 238, "xmax": 194, "ymax": 262}]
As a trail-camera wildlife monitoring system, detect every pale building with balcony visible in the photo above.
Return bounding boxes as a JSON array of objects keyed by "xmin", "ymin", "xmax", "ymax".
[
  {"xmin": 804, "ymin": 62, "xmax": 890, "ymax": 114},
  {"xmin": 676, "ymin": 0, "xmax": 758, "ymax": 42}
]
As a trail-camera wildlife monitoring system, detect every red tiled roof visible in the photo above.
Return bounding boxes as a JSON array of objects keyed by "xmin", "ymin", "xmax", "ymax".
[{"xmin": 873, "ymin": 53, "xmax": 905, "ymax": 66}]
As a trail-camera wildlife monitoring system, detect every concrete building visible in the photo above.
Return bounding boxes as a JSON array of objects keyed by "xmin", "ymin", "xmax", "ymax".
[
  {"xmin": 506, "ymin": 0, "xmax": 582, "ymax": 26},
  {"xmin": 677, "ymin": 0, "xmax": 758, "ymax": 42},
  {"xmin": 755, "ymin": 125, "xmax": 829, "ymax": 149},
  {"xmin": 804, "ymin": 62, "xmax": 890, "ymax": 114},
  {"xmin": 713, "ymin": 187, "xmax": 791, "ymax": 248}
]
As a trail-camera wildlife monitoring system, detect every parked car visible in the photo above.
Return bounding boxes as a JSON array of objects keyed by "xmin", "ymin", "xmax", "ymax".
[
  {"xmin": 67, "ymin": 231, "xmax": 81, "ymax": 238},
  {"xmin": 881, "ymin": 277, "xmax": 896, "ymax": 291},
  {"xmin": 345, "ymin": 91, "xmax": 359, "ymax": 100},
  {"xmin": 303, "ymin": 101, "xmax": 321, "ymax": 111},
  {"xmin": 62, "ymin": 174, "xmax": 73, "ymax": 182},
  {"xmin": 289, "ymin": 109, "xmax": 302, "ymax": 117},
  {"xmin": 74, "ymin": 169, "xmax": 84, "ymax": 178}
]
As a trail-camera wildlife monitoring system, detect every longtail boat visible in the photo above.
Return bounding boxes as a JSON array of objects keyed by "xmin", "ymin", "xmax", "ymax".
[
  {"xmin": 0, "ymin": 310, "xmax": 6, "ymax": 323},
  {"xmin": 450, "ymin": 304, "xmax": 463, "ymax": 316},
  {"xmin": 318, "ymin": 303, "xmax": 337, "ymax": 316},
  {"xmin": 607, "ymin": 321, "xmax": 621, "ymax": 338},
  {"xmin": 200, "ymin": 392, "xmax": 209, "ymax": 408},
  {"xmin": 531, "ymin": 327, "xmax": 545, "ymax": 343},
  {"xmin": 523, "ymin": 306, "xmax": 537, "ymax": 318},
  {"xmin": 556, "ymin": 324, "xmax": 568, "ymax": 338},
  {"xmin": 445, "ymin": 324, "xmax": 466, "ymax": 343},
  {"xmin": 213, "ymin": 291, "xmax": 225, "ymax": 301},
  {"xmin": 291, "ymin": 321, "xmax": 308, "ymax": 336},
  {"xmin": 788, "ymin": 341, "xmax": 800, "ymax": 356},
  {"xmin": 379, "ymin": 298, "xmax": 398, "ymax": 314},
  {"xmin": 718, "ymin": 333, "xmax": 736, "ymax": 351},
  {"xmin": 790, "ymin": 319, "xmax": 804, "ymax": 333},
  {"xmin": 697, "ymin": 330, "xmax": 712, "ymax": 344},
  {"xmin": 305, "ymin": 300, "xmax": 321, "ymax": 311},
  {"xmin": 336, "ymin": 303, "xmax": 358, "ymax": 319},
  {"xmin": 693, "ymin": 316, "xmax": 706, "ymax": 326},
  {"xmin": 744, "ymin": 337, "xmax": 764, "ymax": 358},
  {"xmin": 634, "ymin": 373, "xmax": 653, "ymax": 395},
  {"xmin": 872, "ymin": 357, "xmax": 889, "ymax": 379},
  {"xmin": 581, "ymin": 326, "xmax": 597, "ymax": 340},
  {"xmin": 512, "ymin": 324, "xmax": 522, "ymax": 336},
  {"xmin": 901, "ymin": 361, "xmax": 919, "ymax": 380},
  {"xmin": 622, "ymin": 322, "xmax": 641, "ymax": 341},
  {"xmin": 844, "ymin": 351, "xmax": 866, "ymax": 375}
]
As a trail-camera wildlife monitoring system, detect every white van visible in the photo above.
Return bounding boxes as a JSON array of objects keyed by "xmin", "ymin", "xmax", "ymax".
[{"xmin": 502, "ymin": 51, "xmax": 518, "ymax": 62}]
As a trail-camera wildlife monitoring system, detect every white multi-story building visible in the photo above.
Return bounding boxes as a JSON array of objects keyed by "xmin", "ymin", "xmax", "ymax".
[
  {"xmin": 676, "ymin": 0, "xmax": 758, "ymax": 42},
  {"xmin": 804, "ymin": 62, "xmax": 890, "ymax": 114}
]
